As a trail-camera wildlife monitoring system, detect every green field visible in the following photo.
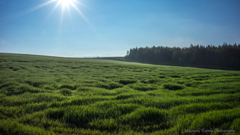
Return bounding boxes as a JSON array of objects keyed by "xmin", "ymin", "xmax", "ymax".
[{"xmin": 0, "ymin": 53, "xmax": 239, "ymax": 135}]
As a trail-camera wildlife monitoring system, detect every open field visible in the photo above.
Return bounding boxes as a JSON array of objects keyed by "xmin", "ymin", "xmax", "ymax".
[{"xmin": 0, "ymin": 53, "xmax": 239, "ymax": 135}]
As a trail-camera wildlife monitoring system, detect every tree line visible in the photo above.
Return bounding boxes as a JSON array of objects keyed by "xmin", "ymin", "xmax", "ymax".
[{"xmin": 125, "ymin": 43, "xmax": 240, "ymax": 70}]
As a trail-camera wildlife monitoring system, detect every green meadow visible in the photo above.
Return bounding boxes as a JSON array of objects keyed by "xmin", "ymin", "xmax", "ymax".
[{"xmin": 0, "ymin": 53, "xmax": 239, "ymax": 135}]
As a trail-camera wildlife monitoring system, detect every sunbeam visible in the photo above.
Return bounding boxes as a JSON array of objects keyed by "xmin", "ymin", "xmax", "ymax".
[
  {"xmin": 44, "ymin": 0, "xmax": 93, "ymax": 29},
  {"xmin": 46, "ymin": 2, "xmax": 61, "ymax": 19},
  {"xmin": 0, "ymin": 0, "xmax": 56, "ymax": 24},
  {"xmin": 1, "ymin": 0, "xmax": 97, "ymax": 40},
  {"xmin": 15, "ymin": 0, "xmax": 92, "ymax": 28}
]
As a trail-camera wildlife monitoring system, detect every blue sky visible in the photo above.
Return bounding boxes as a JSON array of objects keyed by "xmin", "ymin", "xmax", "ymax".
[{"xmin": 0, "ymin": 0, "xmax": 240, "ymax": 57}]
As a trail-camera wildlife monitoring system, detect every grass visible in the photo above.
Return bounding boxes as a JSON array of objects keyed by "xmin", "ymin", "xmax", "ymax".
[
  {"xmin": 162, "ymin": 83, "xmax": 184, "ymax": 90},
  {"xmin": 0, "ymin": 53, "xmax": 240, "ymax": 135}
]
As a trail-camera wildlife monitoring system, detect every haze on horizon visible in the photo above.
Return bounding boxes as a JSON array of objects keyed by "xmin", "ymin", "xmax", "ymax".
[{"xmin": 0, "ymin": 0, "xmax": 240, "ymax": 57}]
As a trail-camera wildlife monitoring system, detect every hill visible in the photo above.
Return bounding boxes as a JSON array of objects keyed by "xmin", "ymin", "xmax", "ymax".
[{"xmin": 0, "ymin": 53, "xmax": 239, "ymax": 135}]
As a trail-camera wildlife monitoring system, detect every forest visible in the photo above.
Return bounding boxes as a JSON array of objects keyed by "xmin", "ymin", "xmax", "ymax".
[{"xmin": 125, "ymin": 43, "xmax": 240, "ymax": 70}]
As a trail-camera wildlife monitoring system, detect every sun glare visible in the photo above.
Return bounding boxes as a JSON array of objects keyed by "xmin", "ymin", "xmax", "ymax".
[
  {"xmin": 58, "ymin": 0, "xmax": 73, "ymax": 7},
  {"xmin": 19, "ymin": 0, "xmax": 94, "ymax": 30}
]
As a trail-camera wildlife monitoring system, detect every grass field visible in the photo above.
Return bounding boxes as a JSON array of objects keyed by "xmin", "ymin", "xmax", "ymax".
[{"xmin": 0, "ymin": 53, "xmax": 239, "ymax": 135}]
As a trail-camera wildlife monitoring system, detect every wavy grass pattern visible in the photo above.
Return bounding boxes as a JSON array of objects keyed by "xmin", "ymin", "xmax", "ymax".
[{"xmin": 0, "ymin": 53, "xmax": 239, "ymax": 134}]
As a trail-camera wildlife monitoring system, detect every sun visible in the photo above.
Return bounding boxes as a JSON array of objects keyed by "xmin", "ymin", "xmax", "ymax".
[
  {"xmin": 21, "ymin": 0, "xmax": 92, "ymax": 28},
  {"xmin": 58, "ymin": 0, "xmax": 73, "ymax": 8}
]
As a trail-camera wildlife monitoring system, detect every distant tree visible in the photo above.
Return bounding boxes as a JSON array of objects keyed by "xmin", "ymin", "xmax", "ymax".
[{"xmin": 125, "ymin": 43, "xmax": 240, "ymax": 70}]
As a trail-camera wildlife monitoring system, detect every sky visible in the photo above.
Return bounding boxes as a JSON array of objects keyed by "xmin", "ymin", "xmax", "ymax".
[{"xmin": 0, "ymin": 0, "xmax": 240, "ymax": 57}]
